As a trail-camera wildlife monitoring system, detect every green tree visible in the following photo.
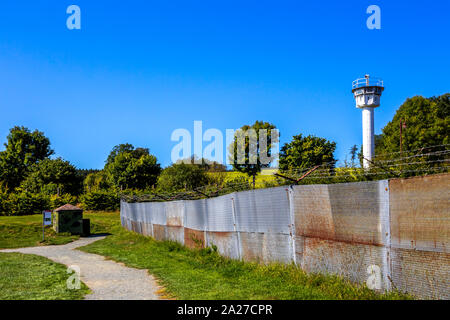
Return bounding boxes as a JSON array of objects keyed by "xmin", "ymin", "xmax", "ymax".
[
  {"xmin": 375, "ymin": 94, "xmax": 449, "ymax": 155},
  {"xmin": 105, "ymin": 146, "xmax": 161, "ymax": 190},
  {"xmin": 105, "ymin": 143, "xmax": 134, "ymax": 167},
  {"xmin": 349, "ymin": 145, "xmax": 358, "ymax": 167},
  {"xmin": 228, "ymin": 121, "xmax": 278, "ymax": 187},
  {"xmin": 84, "ymin": 171, "xmax": 111, "ymax": 192},
  {"xmin": 157, "ymin": 163, "xmax": 210, "ymax": 192},
  {"xmin": 77, "ymin": 169, "xmax": 100, "ymax": 183},
  {"xmin": 0, "ymin": 126, "xmax": 53, "ymax": 189},
  {"xmin": 279, "ymin": 134, "xmax": 336, "ymax": 172},
  {"xmin": 177, "ymin": 155, "xmax": 227, "ymax": 172},
  {"xmin": 20, "ymin": 158, "xmax": 83, "ymax": 195}
]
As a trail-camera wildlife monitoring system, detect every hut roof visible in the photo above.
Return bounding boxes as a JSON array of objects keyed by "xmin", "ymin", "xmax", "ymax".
[{"xmin": 54, "ymin": 204, "xmax": 82, "ymax": 212}]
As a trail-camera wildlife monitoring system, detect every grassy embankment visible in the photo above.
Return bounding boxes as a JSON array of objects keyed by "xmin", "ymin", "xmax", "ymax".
[
  {"xmin": 0, "ymin": 253, "xmax": 90, "ymax": 300},
  {"xmin": 0, "ymin": 212, "xmax": 114, "ymax": 249},
  {"xmin": 0, "ymin": 212, "xmax": 112, "ymax": 300},
  {"xmin": 0, "ymin": 212, "xmax": 412, "ymax": 300},
  {"xmin": 208, "ymin": 170, "xmax": 279, "ymax": 188}
]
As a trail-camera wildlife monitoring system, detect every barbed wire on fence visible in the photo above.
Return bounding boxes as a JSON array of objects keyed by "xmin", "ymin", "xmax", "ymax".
[{"xmin": 120, "ymin": 144, "xmax": 450, "ymax": 203}]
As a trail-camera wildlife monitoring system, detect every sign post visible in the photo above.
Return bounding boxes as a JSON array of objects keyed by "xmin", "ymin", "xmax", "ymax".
[{"xmin": 42, "ymin": 210, "xmax": 52, "ymax": 241}]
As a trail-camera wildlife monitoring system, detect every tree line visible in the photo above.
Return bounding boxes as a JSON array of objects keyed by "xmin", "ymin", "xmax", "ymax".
[{"xmin": 0, "ymin": 93, "xmax": 448, "ymax": 215}]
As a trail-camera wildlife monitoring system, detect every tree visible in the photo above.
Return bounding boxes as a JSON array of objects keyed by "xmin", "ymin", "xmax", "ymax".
[
  {"xmin": 105, "ymin": 143, "xmax": 134, "ymax": 167},
  {"xmin": 375, "ymin": 94, "xmax": 449, "ymax": 155},
  {"xmin": 279, "ymin": 134, "xmax": 336, "ymax": 172},
  {"xmin": 105, "ymin": 145, "xmax": 161, "ymax": 190},
  {"xmin": 177, "ymin": 155, "xmax": 227, "ymax": 172},
  {"xmin": 157, "ymin": 163, "xmax": 210, "ymax": 192},
  {"xmin": 20, "ymin": 158, "xmax": 83, "ymax": 195},
  {"xmin": 349, "ymin": 145, "xmax": 358, "ymax": 166},
  {"xmin": 228, "ymin": 121, "xmax": 278, "ymax": 187},
  {"xmin": 77, "ymin": 168, "xmax": 100, "ymax": 182},
  {"xmin": 84, "ymin": 171, "xmax": 111, "ymax": 192},
  {"xmin": 0, "ymin": 126, "xmax": 53, "ymax": 189}
]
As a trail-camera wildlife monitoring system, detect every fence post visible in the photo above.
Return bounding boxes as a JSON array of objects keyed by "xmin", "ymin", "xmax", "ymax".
[
  {"xmin": 287, "ymin": 186, "xmax": 297, "ymax": 265},
  {"xmin": 231, "ymin": 196, "xmax": 242, "ymax": 260},
  {"xmin": 380, "ymin": 180, "xmax": 392, "ymax": 291},
  {"xmin": 182, "ymin": 200, "xmax": 186, "ymax": 244},
  {"xmin": 149, "ymin": 202, "xmax": 154, "ymax": 237},
  {"xmin": 204, "ymin": 200, "xmax": 209, "ymax": 247}
]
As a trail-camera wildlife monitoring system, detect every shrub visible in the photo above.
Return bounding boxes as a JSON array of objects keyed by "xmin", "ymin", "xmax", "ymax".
[
  {"xmin": 19, "ymin": 158, "xmax": 83, "ymax": 196},
  {"xmin": 0, "ymin": 188, "xmax": 10, "ymax": 216},
  {"xmin": 50, "ymin": 194, "xmax": 78, "ymax": 210},
  {"xmin": 80, "ymin": 191, "xmax": 119, "ymax": 211},
  {"xmin": 6, "ymin": 191, "xmax": 50, "ymax": 216},
  {"xmin": 223, "ymin": 176, "xmax": 251, "ymax": 192},
  {"xmin": 157, "ymin": 163, "xmax": 210, "ymax": 192}
]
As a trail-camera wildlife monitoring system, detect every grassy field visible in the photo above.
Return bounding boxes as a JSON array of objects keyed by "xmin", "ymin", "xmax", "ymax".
[
  {"xmin": 208, "ymin": 170, "xmax": 279, "ymax": 188},
  {"xmin": 0, "ymin": 212, "xmax": 411, "ymax": 300},
  {"xmin": 0, "ymin": 252, "xmax": 90, "ymax": 300},
  {"xmin": 0, "ymin": 212, "xmax": 115, "ymax": 249}
]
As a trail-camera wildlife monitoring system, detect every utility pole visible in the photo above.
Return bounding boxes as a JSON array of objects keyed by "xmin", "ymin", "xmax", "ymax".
[{"xmin": 400, "ymin": 119, "xmax": 406, "ymax": 155}]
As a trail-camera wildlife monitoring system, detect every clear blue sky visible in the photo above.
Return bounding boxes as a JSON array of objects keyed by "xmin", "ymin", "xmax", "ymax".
[{"xmin": 0, "ymin": 0, "xmax": 449, "ymax": 169}]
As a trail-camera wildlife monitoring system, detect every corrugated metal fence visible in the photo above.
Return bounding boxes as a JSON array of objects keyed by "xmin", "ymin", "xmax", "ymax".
[{"xmin": 120, "ymin": 173, "xmax": 450, "ymax": 299}]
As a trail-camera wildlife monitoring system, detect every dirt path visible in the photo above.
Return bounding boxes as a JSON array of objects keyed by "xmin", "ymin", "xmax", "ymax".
[{"xmin": 0, "ymin": 236, "xmax": 162, "ymax": 300}]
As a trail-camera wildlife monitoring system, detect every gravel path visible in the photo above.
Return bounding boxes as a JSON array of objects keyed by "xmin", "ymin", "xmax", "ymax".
[{"xmin": 0, "ymin": 236, "xmax": 162, "ymax": 300}]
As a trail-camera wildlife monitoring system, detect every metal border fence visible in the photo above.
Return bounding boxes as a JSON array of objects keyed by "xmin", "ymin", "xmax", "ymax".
[{"xmin": 121, "ymin": 173, "xmax": 450, "ymax": 299}]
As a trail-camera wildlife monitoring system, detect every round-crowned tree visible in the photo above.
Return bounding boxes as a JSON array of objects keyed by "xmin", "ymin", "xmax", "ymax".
[{"xmin": 157, "ymin": 163, "xmax": 210, "ymax": 192}]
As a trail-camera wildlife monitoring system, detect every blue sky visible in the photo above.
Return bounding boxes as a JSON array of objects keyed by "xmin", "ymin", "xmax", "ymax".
[{"xmin": 0, "ymin": 0, "xmax": 449, "ymax": 169}]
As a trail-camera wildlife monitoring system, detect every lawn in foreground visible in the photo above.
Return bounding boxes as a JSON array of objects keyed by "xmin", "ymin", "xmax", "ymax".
[
  {"xmin": 79, "ymin": 217, "xmax": 411, "ymax": 300},
  {"xmin": 0, "ymin": 252, "xmax": 90, "ymax": 300}
]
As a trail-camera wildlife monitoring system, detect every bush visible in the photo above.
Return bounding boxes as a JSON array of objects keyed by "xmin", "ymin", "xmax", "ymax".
[
  {"xmin": 0, "ymin": 188, "xmax": 10, "ymax": 216},
  {"xmin": 80, "ymin": 191, "xmax": 119, "ymax": 211},
  {"xmin": 6, "ymin": 191, "xmax": 50, "ymax": 216},
  {"xmin": 50, "ymin": 194, "xmax": 78, "ymax": 210},
  {"xmin": 157, "ymin": 163, "xmax": 210, "ymax": 192},
  {"xmin": 223, "ymin": 176, "xmax": 251, "ymax": 192}
]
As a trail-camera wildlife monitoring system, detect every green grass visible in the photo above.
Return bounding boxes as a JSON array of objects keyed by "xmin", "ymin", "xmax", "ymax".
[
  {"xmin": 0, "ymin": 215, "xmax": 79, "ymax": 249},
  {"xmin": 0, "ymin": 212, "xmax": 113, "ymax": 300},
  {"xmin": 0, "ymin": 211, "xmax": 117, "ymax": 249},
  {"xmin": 79, "ymin": 217, "xmax": 411, "ymax": 300},
  {"xmin": 208, "ymin": 170, "xmax": 279, "ymax": 188},
  {"xmin": 0, "ymin": 212, "xmax": 411, "ymax": 300},
  {"xmin": 0, "ymin": 252, "xmax": 90, "ymax": 300}
]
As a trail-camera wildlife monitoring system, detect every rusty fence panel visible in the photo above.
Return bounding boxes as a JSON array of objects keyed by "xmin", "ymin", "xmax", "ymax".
[
  {"xmin": 165, "ymin": 200, "xmax": 185, "ymax": 244},
  {"xmin": 233, "ymin": 187, "xmax": 291, "ymax": 234},
  {"xmin": 204, "ymin": 193, "xmax": 238, "ymax": 258},
  {"xmin": 184, "ymin": 199, "xmax": 207, "ymax": 249},
  {"xmin": 239, "ymin": 232, "xmax": 293, "ymax": 264},
  {"xmin": 389, "ymin": 173, "xmax": 450, "ymax": 299},
  {"xmin": 184, "ymin": 227, "xmax": 206, "ymax": 249},
  {"xmin": 184, "ymin": 199, "xmax": 207, "ymax": 231},
  {"xmin": 165, "ymin": 201, "xmax": 184, "ymax": 227},
  {"xmin": 291, "ymin": 181, "xmax": 392, "ymax": 291},
  {"xmin": 206, "ymin": 231, "xmax": 240, "ymax": 259},
  {"xmin": 292, "ymin": 181, "xmax": 390, "ymax": 246},
  {"xmin": 232, "ymin": 187, "xmax": 293, "ymax": 263},
  {"xmin": 205, "ymin": 193, "xmax": 235, "ymax": 232},
  {"xmin": 142, "ymin": 202, "xmax": 153, "ymax": 237},
  {"xmin": 150, "ymin": 202, "xmax": 166, "ymax": 226}
]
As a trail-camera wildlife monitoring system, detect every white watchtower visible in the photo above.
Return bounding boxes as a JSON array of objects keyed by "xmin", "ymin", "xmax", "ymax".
[{"xmin": 352, "ymin": 75, "xmax": 384, "ymax": 169}]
